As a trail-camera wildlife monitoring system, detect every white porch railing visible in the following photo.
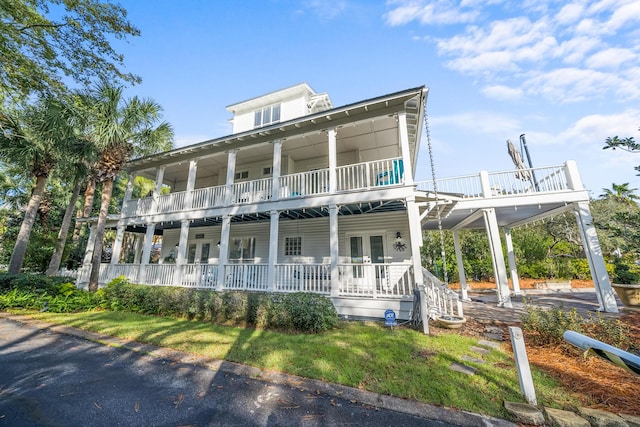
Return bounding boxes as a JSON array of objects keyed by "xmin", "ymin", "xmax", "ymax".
[
  {"xmin": 336, "ymin": 157, "xmax": 404, "ymax": 191},
  {"xmin": 192, "ymin": 186, "xmax": 225, "ymax": 209},
  {"xmin": 274, "ymin": 264, "xmax": 331, "ymax": 294},
  {"xmin": 231, "ymin": 178, "xmax": 272, "ymax": 204},
  {"xmin": 279, "ymin": 169, "xmax": 330, "ymax": 198},
  {"xmin": 77, "ymin": 261, "xmax": 415, "ymax": 298},
  {"xmin": 338, "ymin": 263, "xmax": 413, "ymax": 297},
  {"xmin": 157, "ymin": 192, "xmax": 186, "ymax": 214},
  {"xmin": 421, "ymin": 267, "xmax": 463, "ymax": 318},
  {"xmin": 181, "ymin": 264, "xmax": 218, "ymax": 288},
  {"xmin": 223, "ymin": 264, "xmax": 269, "ymax": 290},
  {"xmin": 416, "ymin": 164, "xmax": 570, "ymax": 198}
]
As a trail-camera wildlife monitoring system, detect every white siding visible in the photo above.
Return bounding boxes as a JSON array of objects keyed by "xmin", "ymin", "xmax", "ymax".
[{"xmin": 159, "ymin": 211, "xmax": 411, "ymax": 264}]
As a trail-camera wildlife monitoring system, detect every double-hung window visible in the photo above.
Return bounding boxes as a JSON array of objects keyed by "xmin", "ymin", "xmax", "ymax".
[{"xmin": 254, "ymin": 104, "xmax": 281, "ymax": 128}]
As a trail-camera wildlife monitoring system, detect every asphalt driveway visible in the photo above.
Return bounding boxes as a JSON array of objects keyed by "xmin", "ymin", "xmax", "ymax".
[{"xmin": 0, "ymin": 316, "xmax": 506, "ymax": 427}]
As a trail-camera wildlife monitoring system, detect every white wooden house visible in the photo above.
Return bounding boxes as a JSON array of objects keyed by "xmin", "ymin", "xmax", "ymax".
[{"xmin": 77, "ymin": 83, "xmax": 619, "ymax": 318}]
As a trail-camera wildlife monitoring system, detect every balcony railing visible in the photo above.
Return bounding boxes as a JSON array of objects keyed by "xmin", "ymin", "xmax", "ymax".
[
  {"xmin": 415, "ymin": 164, "xmax": 571, "ymax": 199},
  {"xmin": 120, "ymin": 157, "xmax": 407, "ymax": 218}
]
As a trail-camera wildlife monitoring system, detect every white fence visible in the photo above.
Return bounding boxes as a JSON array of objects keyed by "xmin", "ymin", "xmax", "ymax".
[{"xmin": 421, "ymin": 267, "xmax": 463, "ymax": 318}]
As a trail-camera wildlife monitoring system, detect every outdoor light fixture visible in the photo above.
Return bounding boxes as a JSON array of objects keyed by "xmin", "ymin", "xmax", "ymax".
[{"xmin": 393, "ymin": 232, "xmax": 406, "ymax": 252}]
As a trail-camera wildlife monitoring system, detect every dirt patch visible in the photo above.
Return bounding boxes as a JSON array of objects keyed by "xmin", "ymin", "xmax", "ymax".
[
  {"xmin": 444, "ymin": 279, "xmax": 640, "ymax": 416},
  {"xmin": 449, "ymin": 278, "xmax": 596, "ymax": 290}
]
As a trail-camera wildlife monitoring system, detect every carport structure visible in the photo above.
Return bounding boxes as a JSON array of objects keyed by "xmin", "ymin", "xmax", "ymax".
[{"xmin": 416, "ymin": 160, "xmax": 617, "ymax": 313}]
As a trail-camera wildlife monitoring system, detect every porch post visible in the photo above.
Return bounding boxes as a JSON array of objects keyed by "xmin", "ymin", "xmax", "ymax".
[
  {"xmin": 504, "ymin": 228, "xmax": 522, "ymax": 296},
  {"xmin": 482, "ymin": 208, "xmax": 512, "ymax": 307},
  {"xmin": 329, "ymin": 204, "xmax": 339, "ymax": 297},
  {"xmin": 138, "ymin": 223, "xmax": 156, "ymax": 284},
  {"xmin": 123, "ymin": 172, "xmax": 134, "ymax": 205},
  {"xmin": 574, "ymin": 201, "xmax": 618, "ymax": 312},
  {"xmin": 151, "ymin": 166, "xmax": 166, "ymax": 214},
  {"xmin": 174, "ymin": 219, "xmax": 189, "ymax": 286},
  {"xmin": 133, "ymin": 233, "xmax": 143, "ymax": 264},
  {"xmin": 217, "ymin": 214, "xmax": 231, "ymax": 290},
  {"xmin": 564, "ymin": 160, "xmax": 584, "ymax": 191},
  {"xmin": 272, "ymin": 140, "xmax": 281, "ymax": 200},
  {"xmin": 452, "ymin": 230, "xmax": 469, "ymax": 300},
  {"xmin": 224, "ymin": 150, "xmax": 237, "ymax": 206},
  {"xmin": 268, "ymin": 210, "xmax": 279, "ymax": 291},
  {"xmin": 397, "ymin": 111, "xmax": 414, "ymax": 185},
  {"xmin": 406, "ymin": 195, "xmax": 424, "ymax": 285},
  {"xmin": 184, "ymin": 159, "xmax": 198, "ymax": 210},
  {"xmin": 328, "ymin": 127, "xmax": 337, "ymax": 193},
  {"xmin": 110, "ymin": 224, "xmax": 126, "ymax": 265}
]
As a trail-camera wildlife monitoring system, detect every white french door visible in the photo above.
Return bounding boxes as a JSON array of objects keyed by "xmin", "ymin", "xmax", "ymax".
[{"xmin": 347, "ymin": 234, "xmax": 387, "ymax": 289}]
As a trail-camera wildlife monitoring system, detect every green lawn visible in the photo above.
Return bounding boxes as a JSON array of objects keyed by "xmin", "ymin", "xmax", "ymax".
[{"xmin": 24, "ymin": 310, "xmax": 579, "ymax": 419}]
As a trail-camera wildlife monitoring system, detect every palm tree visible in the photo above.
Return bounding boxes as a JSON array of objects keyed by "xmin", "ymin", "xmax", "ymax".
[
  {"xmin": 0, "ymin": 98, "xmax": 79, "ymax": 273},
  {"xmin": 84, "ymin": 83, "xmax": 173, "ymax": 291},
  {"xmin": 600, "ymin": 183, "xmax": 640, "ymax": 204}
]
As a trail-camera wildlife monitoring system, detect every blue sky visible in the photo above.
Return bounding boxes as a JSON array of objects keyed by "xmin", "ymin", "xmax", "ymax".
[{"xmin": 114, "ymin": 0, "xmax": 640, "ymax": 196}]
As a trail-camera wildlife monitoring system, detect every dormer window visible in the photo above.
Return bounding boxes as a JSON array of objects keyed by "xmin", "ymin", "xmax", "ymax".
[{"xmin": 254, "ymin": 104, "xmax": 281, "ymax": 128}]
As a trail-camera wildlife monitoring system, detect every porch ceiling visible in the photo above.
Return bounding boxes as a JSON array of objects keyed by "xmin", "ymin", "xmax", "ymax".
[
  {"xmin": 124, "ymin": 200, "xmax": 407, "ymax": 233},
  {"xmin": 421, "ymin": 199, "xmax": 576, "ymax": 231}
]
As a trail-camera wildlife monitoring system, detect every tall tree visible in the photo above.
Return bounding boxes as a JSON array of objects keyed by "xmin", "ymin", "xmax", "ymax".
[
  {"xmin": 84, "ymin": 83, "xmax": 173, "ymax": 291},
  {"xmin": 603, "ymin": 127, "xmax": 640, "ymax": 175},
  {"xmin": 1, "ymin": 0, "xmax": 140, "ymax": 101},
  {"xmin": 599, "ymin": 183, "xmax": 640, "ymax": 205},
  {"xmin": 0, "ymin": 97, "xmax": 79, "ymax": 273}
]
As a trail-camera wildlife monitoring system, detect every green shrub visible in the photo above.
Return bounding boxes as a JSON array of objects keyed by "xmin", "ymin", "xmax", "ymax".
[{"xmin": 280, "ymin": 292, "xmax": 339, "ymax": 333}]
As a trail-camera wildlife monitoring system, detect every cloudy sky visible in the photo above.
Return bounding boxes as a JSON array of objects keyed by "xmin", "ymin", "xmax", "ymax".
[{"xmin": 115, "ymin": 0, "xmax": 640, "ymax": 196}]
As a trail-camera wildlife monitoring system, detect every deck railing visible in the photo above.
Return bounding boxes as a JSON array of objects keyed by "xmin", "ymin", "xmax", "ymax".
[
  {"xmin": 336, "ymin": 157, "xmax": 404, "ymax": 191},
  {"xmin": 223, "ymin": 263, "xmax": 269, "ymax": 290},
  {"xmin": 416, "ymin": 164, "xmax": 570, "ymax": 199},
  {"xmin": 279, "ymin": 169, "xmax": 330, "ymax": 198},
  {"xmin": 421, "ymin": 267, "xmax": 463, "ymax": 318},
  {"xmin": 274, "ymin": 264, "xmax": 331, "ymax": 294},
  {"xmin": 338, "ymin": 263, "xmax": 413, "ymax": 297},
  {"xmin": 231, "ymin": 178, "xmax": 272, "ymax": 204},
  {"xmin": 192, "ymin": 186, "xmax": 225, "ymax": 209}
]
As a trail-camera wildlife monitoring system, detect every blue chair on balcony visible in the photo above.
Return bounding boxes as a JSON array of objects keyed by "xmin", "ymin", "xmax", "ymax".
[{"xmin": 376, "ymin": 159, "xmax": 404, "ymax": 186}]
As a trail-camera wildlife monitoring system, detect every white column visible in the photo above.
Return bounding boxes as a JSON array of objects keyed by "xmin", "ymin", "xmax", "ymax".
[
  {"xmin": 574, "ymin": 201, "xmax": 618, "ymax": 313},
  {"xmin": 174, "ymin": 219, "xmax": 190, "ymax": 286},
  {"xmin": 82, "ymin": 225, "xmax": 97, "ymax": 267},
  {"xmin": 123, "ymin": 173, "xmax": 134, "ymax": 204},
  {"xmin": 272, "ymin": 140, "xmax": 281, "ymax": 200},
  {"xmin": 110, "ymin": 224, "xmax": 126, "ymax": 265},
  {"xmin": 483, "ymin": 208, "xmax": 512, "ymax": 307},
  {"xmin": 268, "ymin": 210, "xmax": 279, "ymax": 291},
  {"xmin": 452, "ymin": 230, "xmax": 469, "ymax": 300},
  {"xmin": 406, "ymin": 195, "xmax": 423, "ymax": 285},
  {"xmin": 184, "ymin": 159, "xmax": 198, "ymax": 209},
  {"xmin": 479, "ymin": 170, "xmax": 492, "ymax": 198},
  {"xmin": 328, "ymin": 127, "xmax": 337, "ymax": 193},
  {"xmin": 152, "ymin": 166, "xmax": 166, "ymax": 214},
  {"xmin": 217, "ymin": 215, "xmax": 231, "ymax": 290},
  {"xmin": 138, "ymin": 223, "xmax": 156, "ymax": 284},
  {"xmin": 564, "ymin": 160, "xmax": 584, "ymax": 191},
  {"xmin": 504, "ymin": 228, "xmax": 522, "ymax": 296},
  {"xmin": 329, "ymin": 204, "xmax": 339, "ymax": 297},
  {"xmin": 397, "ymin": 111, "xmax": 414, "ymax": 185},
  {"xmin": 133, "ymin": 233, "xmax": 143, "ymax": 264},
  {"xmin": 224, "ymin": 150, "xmax": 237, "ymax": 206}
]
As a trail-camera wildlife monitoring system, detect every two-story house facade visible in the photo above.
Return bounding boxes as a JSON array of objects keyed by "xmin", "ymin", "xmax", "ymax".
[{"xmin": 77, "ymin": 83, "xmax": 619, "ymax": 318}]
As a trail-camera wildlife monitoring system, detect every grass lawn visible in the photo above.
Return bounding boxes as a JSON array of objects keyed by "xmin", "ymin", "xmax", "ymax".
[{"xmin": 23, "ymin": 310, "xmax": 580, "ymax": 419}]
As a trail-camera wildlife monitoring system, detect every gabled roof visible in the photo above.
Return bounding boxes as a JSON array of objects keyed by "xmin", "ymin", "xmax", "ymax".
[
  {"xmin": 126, "ymin": 85, "xmax": 428, "ymax": 172},
  {"xmin": 225, "ymin": 82, "xmax": 316, "ymax": 113}
]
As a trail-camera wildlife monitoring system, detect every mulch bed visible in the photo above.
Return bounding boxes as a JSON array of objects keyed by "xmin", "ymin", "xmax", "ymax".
[{"xmin": 446, "ymin": 279, "xmax": 640, "ymax": 416}]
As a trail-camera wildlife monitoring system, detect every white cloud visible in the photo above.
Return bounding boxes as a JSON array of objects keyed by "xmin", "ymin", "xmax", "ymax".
[
  {"xmin": 301, "ymin": 0, "xmax": 348, "ymax": 21},
  {"xmin": 481, "ymin": 85, "xmax": 524, "ymax": 100},
  {"xmin": 384, "ymin": 0, "xmax": 479, "ymax": 26},
  {"xmin": 432, "ymin": 110, "xmax": 522, "ymax": 137},
  {"xmin": 386, "ymin": 0, "xmax": 640, "ymax": 103},
  {"xmin": 586, "ymin": 48, "xmax": 637, "ymax": 69}
]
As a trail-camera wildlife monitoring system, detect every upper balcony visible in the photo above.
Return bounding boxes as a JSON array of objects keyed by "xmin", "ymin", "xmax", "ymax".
[{"xmin": 122, "ymin": 157, "xmax": 407, "ymax": 219}]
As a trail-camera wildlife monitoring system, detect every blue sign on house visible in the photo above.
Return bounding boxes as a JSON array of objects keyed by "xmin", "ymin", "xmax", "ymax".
[{"xmin": 384, "ymin": 309, "xmax": 397, "ymax": 327}]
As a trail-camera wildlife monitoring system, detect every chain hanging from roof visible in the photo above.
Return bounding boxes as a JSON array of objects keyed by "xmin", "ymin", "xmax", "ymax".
[{"xmin": 423, "ymin": 95, "xmax": 449, "ymax": 286}]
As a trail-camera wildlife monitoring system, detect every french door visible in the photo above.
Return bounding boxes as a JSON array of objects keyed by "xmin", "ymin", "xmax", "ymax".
[{"xmin": 348, "ymin": 234, "xmax": 386, "ymax": 289}]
